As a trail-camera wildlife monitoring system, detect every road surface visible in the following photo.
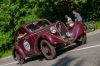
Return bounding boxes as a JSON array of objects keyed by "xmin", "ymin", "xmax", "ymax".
[{"xmin": 0, "ymin": 29, "xmax": 100, "ymax": 66}]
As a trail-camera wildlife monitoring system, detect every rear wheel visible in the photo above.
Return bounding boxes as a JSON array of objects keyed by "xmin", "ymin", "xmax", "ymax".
[
  {"xmin": 76, "ymin": 34, "xmax": 87, "ymax": 45},
  {"xmin": 40, "ymin": 40, "xmax": 56, "ymax": 60},
  {"xmin": 15, "ymin": 51, "xmax": 25, "ymax": 64}
]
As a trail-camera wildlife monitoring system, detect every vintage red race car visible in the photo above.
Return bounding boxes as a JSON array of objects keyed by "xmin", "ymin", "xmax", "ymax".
[{"xmin": 12, "ymin": 19, "xmax": 87, "ymax": 64}]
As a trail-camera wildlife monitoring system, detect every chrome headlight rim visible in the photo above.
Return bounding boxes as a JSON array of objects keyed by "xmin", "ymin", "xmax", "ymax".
[{"xmin": 50, "ymin": 26, "xmax": 57, "ymax": 34}]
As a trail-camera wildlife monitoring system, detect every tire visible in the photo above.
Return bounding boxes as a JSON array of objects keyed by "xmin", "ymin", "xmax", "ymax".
[
  {"xmin": 76, "ymin": 34, "xmax": 87, "ymax": 45},
  {"xmin": 40, "ymin": 40, "xmax": 56, "ymax": 60},
  {"xmin": 15, "ymin": 51, "xmax": 25, "ymax": 64}
]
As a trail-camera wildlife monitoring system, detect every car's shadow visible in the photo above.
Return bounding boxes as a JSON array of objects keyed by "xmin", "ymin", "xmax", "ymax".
[
  {"xmin": 23, "ymin": 55, "xmax": 44, "ymax": 64},
  {"xmin": 56, "ymin": 44, "xmax": 81, "ymax": 56},
  {"xmin": 23, "ymin": 44, "xmax": 81, "ymax": 64}
]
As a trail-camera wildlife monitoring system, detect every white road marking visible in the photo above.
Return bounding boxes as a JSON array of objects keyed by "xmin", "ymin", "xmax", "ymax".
[
  {"xmin": 69, "ymin": 44, "xmax": 100, "ymax": 52},
  {"xmin": 0, "ymin": 61, "xmax": 17, "ymax": 66},
  {"xmin": 1, "ymin": 44, "xmax": 100, "ymax": 66}
]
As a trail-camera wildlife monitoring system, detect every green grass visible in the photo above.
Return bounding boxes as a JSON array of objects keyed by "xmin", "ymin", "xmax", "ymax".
[
  {"xmin": 95, "ymin": 21, "xmax": 100, "ymax": 29},
  {"xmin": 86, "ymin": 21, "xmax": 100, "ymax": 32},
  {"xmin": 0, "ymin": 50, "xmax": 12, "ymax": 59}
]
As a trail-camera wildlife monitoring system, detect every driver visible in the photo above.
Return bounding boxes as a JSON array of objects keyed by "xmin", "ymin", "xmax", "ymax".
[{"xmin": 65, "ymin": 15, "xmax": 73, "ymax": 27}]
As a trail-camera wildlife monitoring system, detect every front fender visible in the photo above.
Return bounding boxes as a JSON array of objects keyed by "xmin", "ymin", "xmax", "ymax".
[
  {"xmin": 12, "ymin": 45, "xmax": 26, "ymax": 59},
  {"xmin": 40, "ymin": 32, "xmax": 64, "ymax": 45},
  {"xmin": 71, "ymin": 23, "xmax": 86, "ymax": 42}
]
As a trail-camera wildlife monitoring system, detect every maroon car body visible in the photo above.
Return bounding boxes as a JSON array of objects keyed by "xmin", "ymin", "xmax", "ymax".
[{"xmin": 12, "ymin": 19, "xmax": 87, "ymax": 64}]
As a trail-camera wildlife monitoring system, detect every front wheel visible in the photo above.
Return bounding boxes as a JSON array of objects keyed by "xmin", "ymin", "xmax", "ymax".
[
  {"xmin": 76, "ymin": 34, "xmax": 87, "ymax": 45},
  {"xmin": 40, "ymin": 40, "xmax": 56, "ymax": 60}
]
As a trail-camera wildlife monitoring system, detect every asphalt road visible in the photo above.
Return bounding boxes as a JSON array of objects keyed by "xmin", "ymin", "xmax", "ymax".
[{"xmin": 0, "ymin": 29, "xmax": 100, "ymax": 66}]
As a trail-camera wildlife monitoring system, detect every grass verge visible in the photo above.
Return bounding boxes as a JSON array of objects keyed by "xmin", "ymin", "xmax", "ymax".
[
  {"xmin": 95, "ymin": 21, "xmax": 100, "ymax": 29},
  {"xmin": 0, "ymin": 50, "xmax": 12, "ymax": 59}
]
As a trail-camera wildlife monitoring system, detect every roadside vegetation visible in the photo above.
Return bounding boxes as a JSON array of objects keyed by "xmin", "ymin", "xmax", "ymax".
[
  {"xmin": 0, "ymin": 50, "xmax": 11, "ymax": 59},
  {"xmin": 0, "ymin": 0, "xmax": 100, "ymax": 59},
  {"xmin": 95, "ymin": 21, "xmax": 100, "ymax": 29}
]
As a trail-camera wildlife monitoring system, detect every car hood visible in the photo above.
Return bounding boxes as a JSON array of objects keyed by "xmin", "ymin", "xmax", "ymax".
[{"xmin": 34, "ymin": 23, "xmax": 55, "ymax": 34}]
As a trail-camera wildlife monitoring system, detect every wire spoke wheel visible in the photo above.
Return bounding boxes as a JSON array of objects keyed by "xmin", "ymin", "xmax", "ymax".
[
  {"xmin": 76, "ymin": 34, "xmax": 87, "ymax": 45},
  {"xmin": 40, "ymin": 40, "xmax": 56, "ymax": 60}
]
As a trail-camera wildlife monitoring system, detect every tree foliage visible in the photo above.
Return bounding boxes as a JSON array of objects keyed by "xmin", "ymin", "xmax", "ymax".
[{"xmin": 72, "ymin": 0, "xmax": 100, "ymax": 21}]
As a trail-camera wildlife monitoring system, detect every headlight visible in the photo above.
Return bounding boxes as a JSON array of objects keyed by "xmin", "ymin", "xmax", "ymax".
[{"xmin": 50, "ymin": 26, "xmax": 57, "ymax": 34}]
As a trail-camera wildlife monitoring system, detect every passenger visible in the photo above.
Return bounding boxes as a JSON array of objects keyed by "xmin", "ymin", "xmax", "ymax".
[{"xmin": 72, "ymin": 10, "xmax": 83, "ymax": 24}]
